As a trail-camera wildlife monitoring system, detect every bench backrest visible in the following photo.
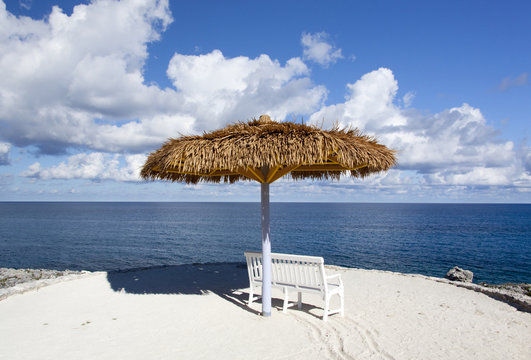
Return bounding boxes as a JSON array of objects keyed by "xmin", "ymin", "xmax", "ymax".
[{"xmin": 244, "ymin": 251, "xmax": 326, "ymax": 291}]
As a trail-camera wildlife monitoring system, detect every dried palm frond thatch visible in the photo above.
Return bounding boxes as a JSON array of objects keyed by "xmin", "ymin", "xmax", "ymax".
[{"xmin": 141, "ymin": 115, "xmax": 396, "ymax": 184}]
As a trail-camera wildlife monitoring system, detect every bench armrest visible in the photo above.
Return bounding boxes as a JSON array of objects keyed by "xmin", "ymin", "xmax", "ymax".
[{"xmin": 326, "ymin": 273, "xmax": 342, "ymax": 283}]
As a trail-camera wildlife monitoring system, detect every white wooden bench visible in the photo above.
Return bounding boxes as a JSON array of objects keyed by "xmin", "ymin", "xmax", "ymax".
[{"xmin": 244, "ymin": 251, "xmax": 344, "ymax": 321}]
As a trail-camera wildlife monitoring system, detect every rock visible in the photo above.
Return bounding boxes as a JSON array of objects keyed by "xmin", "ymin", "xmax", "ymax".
[
  {"xmin": 0, "ymin": 268, "xmax": 91, "ymax": 301},
  {"xmin": 479, "ymin": 283, "xmax": 531, "ymax": 298},
  {"xmin": 445, "ymin": 266, "xmax": 473, "ymax": 283},
  {"xmin": 0, "ymin": 268, "xmax": 83, "ymax": 289}
]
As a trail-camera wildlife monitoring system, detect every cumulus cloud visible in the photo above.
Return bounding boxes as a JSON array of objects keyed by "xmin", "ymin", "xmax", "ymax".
[
  {"xmin": 0, "ymin": 1, "xmax": 326, "ymax": 155},
  {"xmin": 1, "ymin": 1, "xmax": 528, "ymax": 195},
  {"xmin": 499, "ymin": 72, "xmax": 528, "ymax": 91},
  {"xmin": 0, "ymin": 0, "xmax": 182, "ymax": 153},
  {"xmin": 301, "ymin": 32, "xmax": 343, "ymax": 67},
  {"xmin": 311, "ymin": 68, "xmax": 407, "ymax": 131},
  {"xmin": 166, "ymin": 50, "xmax": 326, "ymax": 129},
  {"xmin": 310, "ymin": 68, "xmax": 530, "ymax": 188},
  {"xmin": 22, "ymin": 152, "xmax": 145, "ymax": 182},
  {"xmin": 0, "ymin": 142, "xmax": 10, "ymax": 165}
]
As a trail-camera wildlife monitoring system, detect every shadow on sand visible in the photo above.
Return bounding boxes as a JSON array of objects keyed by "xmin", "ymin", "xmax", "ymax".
[
  {"xmin": 106, "ymin": 263, "xmax": 261, "ymax": 314},
  {"xmin": 107, "ymin": 262, "xmax": 249, "ymax": 295}
]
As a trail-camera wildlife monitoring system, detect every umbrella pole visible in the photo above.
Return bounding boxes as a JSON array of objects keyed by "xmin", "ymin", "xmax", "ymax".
[{"xmin": 261, "ymin": 181, "xmax": 272, "ymax": 317}]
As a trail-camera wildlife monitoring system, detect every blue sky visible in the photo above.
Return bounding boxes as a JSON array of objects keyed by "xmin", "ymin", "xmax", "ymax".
[{"xmin": 0, "ymin": 0, "xmax": 529, "ymax": 202}]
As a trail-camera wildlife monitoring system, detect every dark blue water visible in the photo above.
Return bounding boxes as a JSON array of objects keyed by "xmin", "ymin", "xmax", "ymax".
[{"xmin": 0, "ymin": 202, "xmax": 529, "ymax": 284}]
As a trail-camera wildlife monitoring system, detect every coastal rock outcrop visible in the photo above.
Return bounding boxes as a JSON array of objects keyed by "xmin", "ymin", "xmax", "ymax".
[
  {"xmin": 0, "ymin": 268, "xmax": 82, "ymax": 288},
  {"xmin": 445, "ymin": 266, "xmax": 473, "ymax": 283},
  {"xmin": 0, "ymin": 268, "xmax": 89, "ymax": 301}
]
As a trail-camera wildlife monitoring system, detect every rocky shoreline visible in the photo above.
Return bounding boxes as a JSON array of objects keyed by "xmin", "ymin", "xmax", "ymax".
[
  {"xmin": 442, "ymin": 266, "xmax": 531, "ymax": 312},
  {"xmin": 0, "ymin": 268, "xmax": 92, "ymax": 300},
  {"xmin": 1, "ymin": 267, "xmax": 530, "ymax": 312},
  {"xmin": 0, "ymin": 268, "xmax": 85, "ymax": 288},
  {"xmin": 439, "ymin": 279, "xmax": 531, "ymax": 313}
]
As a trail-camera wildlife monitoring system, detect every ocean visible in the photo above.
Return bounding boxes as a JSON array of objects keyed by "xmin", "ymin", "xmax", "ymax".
[{"xmin": 0, "ymin": 202, "xmax": 529, "ymax": 284}]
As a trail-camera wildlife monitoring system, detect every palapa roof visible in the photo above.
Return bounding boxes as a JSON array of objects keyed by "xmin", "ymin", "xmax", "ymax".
[{"xmin": 141, "ymin": 115, "xmax": 396, "ymax": 184}]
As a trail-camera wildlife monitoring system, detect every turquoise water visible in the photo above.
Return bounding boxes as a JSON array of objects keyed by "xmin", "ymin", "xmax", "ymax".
[{"xmin": 0, "ymin": 202, "xmax": 529, "ymax": 284}]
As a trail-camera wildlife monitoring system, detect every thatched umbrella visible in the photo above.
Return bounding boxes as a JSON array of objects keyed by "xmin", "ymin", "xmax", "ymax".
[{"xmin": 141, "ymin": 115, "xmax": 396, "ymax": 317}]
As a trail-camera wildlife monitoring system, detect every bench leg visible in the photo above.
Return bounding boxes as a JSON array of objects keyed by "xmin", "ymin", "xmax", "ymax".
[
  {"xmin": 323, "ymin": 296, "xmax": 329, "ymax": 322},
  {"xmin": 297, "ymin": 292, "xmax": 302, "ymax": 309},
  {"xmin": 283, "ymin": 287, "xmax": 289, "ymax": 313},
  {"xmin": 248, "ymin": 286, "xmax": 254, "ymax": 306}
]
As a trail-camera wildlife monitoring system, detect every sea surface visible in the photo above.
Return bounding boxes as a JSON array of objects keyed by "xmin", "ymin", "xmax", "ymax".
[{"xmin": 0, "ymin": 202, "xmax": 529, "ymax": 284}]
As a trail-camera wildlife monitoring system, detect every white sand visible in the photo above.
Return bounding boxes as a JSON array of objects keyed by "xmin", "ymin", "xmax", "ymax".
[{"xmin": 1, "ymin": 267, "xmax": 530, "ymax": 360}]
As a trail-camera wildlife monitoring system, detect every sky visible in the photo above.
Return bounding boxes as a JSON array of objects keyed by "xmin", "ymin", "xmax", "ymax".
[{"xmin": 0, "ymin": 0, "xmax": 530, "ymax": 203}]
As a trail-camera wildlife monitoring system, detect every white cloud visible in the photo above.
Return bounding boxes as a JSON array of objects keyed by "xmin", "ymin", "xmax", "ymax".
[
  {"xmin": 0, "ymin": 142, "xmax": 10, "ymax": 165},
  {"xmin": 310, "ymin": 68, "xmax": 530, "ymax": 188},
  {"xmin": 1, "ymin": 1, "xmax": 528, "ymax": 198},
  {"xmin": 499, "ymin": 72, "xmax": 528, "ymax": 91},
  {"xmin": 85, "ymin": 113, "xmax": 198, "ymax": 152},
  {"xmin": 18, "ymin": 64, "xmax": 529, "ymax": 191},
  {"xmin": 402, "ymin": 91, "xmax": 415, "ymax": 108},
  {"xmin": 301, "ymin": 32, "xmax": 343, "ymax": 67},
  {"xmin": 22, "ymin": 152, "xmax": 145, "ymax": 182},
  {"xmin": 167, "ymin": 50, "xmax": 326, "ymax": 129},
  {"xmin": 19, "ymin": 0, "xmax": 32, "ymax": 10},
  {"xmin": 397, "ymin": 104, "xmax": 516, "ymax": 170},
  {"xmin": 0, "ymin": 1, "xmax": 326, "ymax": 154},
  {"xmin": 425, "ymin": 167, "xmax": 515, "ymax": 186},
  {"xmin": 311, "ymin": 68, "xmax": 407, "ymax": 130},
  {"xmin": 0, "ymin": 0, "xmax": 186, "ymax": 153}
]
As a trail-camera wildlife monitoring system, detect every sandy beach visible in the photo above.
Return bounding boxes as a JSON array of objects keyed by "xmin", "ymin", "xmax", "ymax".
[{"xmin": 1, "ymin": 265, "xmax": 530, "ymax": 360}]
